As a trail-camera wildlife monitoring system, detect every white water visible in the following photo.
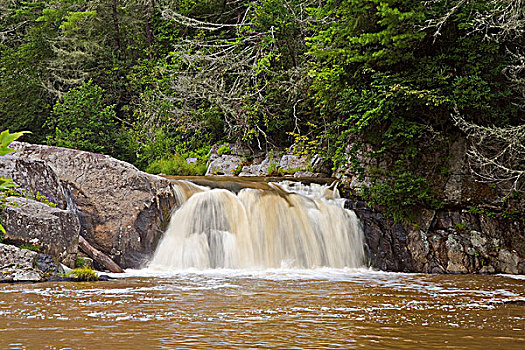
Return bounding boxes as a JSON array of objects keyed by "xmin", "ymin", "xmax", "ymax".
[{"xmin": 149, "ymin": 180, "xmax": 365, "ymax": 270}]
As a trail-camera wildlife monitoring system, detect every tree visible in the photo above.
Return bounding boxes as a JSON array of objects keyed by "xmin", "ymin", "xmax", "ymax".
[{"xmin": 46, "ymin": 80, "xmax": 129, "ymax": 157}]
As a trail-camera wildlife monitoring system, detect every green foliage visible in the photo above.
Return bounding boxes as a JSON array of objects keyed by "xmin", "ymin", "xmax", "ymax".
[
  {"xmin": 0, "ymin": 0, "xmax": 523, "ymax": 220},
  {"xmin": 216, "ymin": 144, "xmax": 231, "ymax": 156},
  {"xmin": 0, "ymin": 130, "xmax": 30, "ymax": 156},
  {"xmin": 46, "ymin": 80, "xmax": 132, "ymax": 160},
  {"xmin": 146, "ymin": 155, "xmax": 207, "ymax": 176},
  {"xmin": 20, "ymin": 244, "xmax": 42, "ymax": 252},
  {"xmin": 362, "ymin": 168, "xmax": 443, "ymax": 222},
  {"xmin": 67, "ymin": 267, "xmax": 99, "ymax": 282},
  {"xmin": 0, "ymin": 129, "xmax": 30, "ymax": 234}
]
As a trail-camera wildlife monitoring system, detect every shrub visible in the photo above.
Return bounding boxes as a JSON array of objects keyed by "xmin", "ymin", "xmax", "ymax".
[
  {"xmin": 216, "ymin": 144, "xmax": 232, "ymax": 156},
  {"xmin": 67, "ymin": 267, "xmax": 99, "ymax": 282}
]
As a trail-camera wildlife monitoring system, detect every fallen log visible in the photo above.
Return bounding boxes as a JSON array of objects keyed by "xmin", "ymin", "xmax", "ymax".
[{"xmin": 78, "ymin": 236, "xmax": 124, "ymax": 273}]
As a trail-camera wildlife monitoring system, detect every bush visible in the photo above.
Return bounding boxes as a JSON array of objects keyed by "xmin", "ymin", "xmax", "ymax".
[
  {"xmin": 216, "ymin": 144, "xmax": 231, "ymax": 156},
  {"xmin": 146, "ymin": 155, "xmax": 207, "ymax": 176}
]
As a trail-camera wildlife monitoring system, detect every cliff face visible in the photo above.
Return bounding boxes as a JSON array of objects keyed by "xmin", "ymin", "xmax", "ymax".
[{"xmin": 346, "ymin": 201, "xmax": 524, "ymax": 274}]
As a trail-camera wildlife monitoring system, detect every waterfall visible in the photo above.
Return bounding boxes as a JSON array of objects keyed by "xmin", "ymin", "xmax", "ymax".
[{"xmin": 149, "ymin": 179, "xmax": 365, "ymax": 270}]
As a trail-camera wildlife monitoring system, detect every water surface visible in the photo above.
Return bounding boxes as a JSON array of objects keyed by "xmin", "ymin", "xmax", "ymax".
[{"xmin": 1, "ymin": 269, "xmax": 523, "ymax": 349}]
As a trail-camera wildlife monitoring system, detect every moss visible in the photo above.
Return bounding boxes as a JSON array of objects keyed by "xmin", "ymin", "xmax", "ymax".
[{"xmin": 66, "ymin": 267, "xmax": 99, "ymax": 281}]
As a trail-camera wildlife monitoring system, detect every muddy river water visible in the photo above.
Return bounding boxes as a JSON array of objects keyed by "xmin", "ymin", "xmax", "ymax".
[{"xmin": 0, "ymin": 269, "xmax": 523, "ymax": 349}]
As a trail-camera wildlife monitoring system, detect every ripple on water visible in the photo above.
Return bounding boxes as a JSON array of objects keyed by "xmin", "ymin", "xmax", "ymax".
[{"xmin": 0, "ymin": 269, "xmax": 523, "ymax": 349}]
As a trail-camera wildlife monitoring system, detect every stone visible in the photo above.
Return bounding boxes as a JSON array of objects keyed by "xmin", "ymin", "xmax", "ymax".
[
  {"xmin": 2, "ymin": 197, "xmax": 80, "ymax": 267},
  {"xmin": 293, "ymin": 171, "xmax": 321, "ymax": 178},
  {"xmin": 279, "ymin": 154, "xmax": 308, "ymax": 171},
  {"xmin": 239, "ymin": 156, "xmax": 272, "ymax": 176},
  {"xmin": 10, "ymin": 142, "xmax": 176, "ymax": 268},
  {"xmin": 0, "ymin": 243, "xmax": 63, "ymax": 282},
  {"xmin": 206, "ymin": 155, "xmax": 244, "ymax": 176},
  {"xmin": 0, "ymin": 156, "xmax": 67, "ymax": 209},
  {"xmin": 498, "ymin": 249, "xmax": 520, "ymax": 274},
  {"xmin": 309, "ymin": 154, "xmax": 332, "ymax": 175}
]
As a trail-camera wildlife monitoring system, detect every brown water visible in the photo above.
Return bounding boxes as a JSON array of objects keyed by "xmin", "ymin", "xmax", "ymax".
[{"xmin": 1, "ymin": 270, "xmax": 524, "ymax": 349}]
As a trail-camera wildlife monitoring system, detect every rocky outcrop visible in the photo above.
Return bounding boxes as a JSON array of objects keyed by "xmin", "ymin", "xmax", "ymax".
[
  {"xmin": 347, "ymin": 201, "xmax": 525, "ymax": 274},
  {"xmin": 2, "ymin": 197, "xmax": 80, "ymax": 268},
  {"xmin": 0, "ymin": 243, "xmax": 63, "ymax": 283},
  {"xmin": 10, "ymin": 142, "xmax": 176, "ymax": 268},
  {"xmin": 207, "ymin": 151, "xmax": 332, "ymax": 177}
]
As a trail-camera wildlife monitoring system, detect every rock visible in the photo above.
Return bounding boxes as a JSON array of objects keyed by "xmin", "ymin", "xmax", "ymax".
[
  {"xmin": 293, "ymin": 171, "xmax": 321, "ymax": 178},
  {"xmin": 10, "ymin": 142, "xmax": 176, "ymax": 268},
  {"xmin": 239, "ymin": 156, "xmax": 272, "ymax": 176},
  {"xmin": 498, "ymin": 249, "xmax": 520, "ymax": 274},
  {"xmin": 279, "ymin": 154, "xmax": 308, "ymax": 171},
  {"xmin": 309, "ymin": 154, "xmax": 332, "ymax": 175},
  {"xmin": 443, "ymin": 138, "xmax": 467, "ymax": 205},
  {"xmin": 445, "ymin": 235, "xmax": 469, "ymax": 273},
  {"xmin": 0, "ymin": 156, "xmax": 67, "ymax": 209},
  {"xmin": 206, "ymin": 155, "xmax": 244, "ymax": 176},
  {"xmin": 2, "ymin": 197, "xmax": 80, "ymax": 268},
  {"xmin": 0, "ymin": 243, "xmax": 63, "ymax": 282},
  {"xmin": 350, "ymin": 199, "xmax": 524, "ymax": 274}
]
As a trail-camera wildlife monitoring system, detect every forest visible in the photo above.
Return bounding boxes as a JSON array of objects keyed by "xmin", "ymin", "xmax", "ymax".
[{"xmin": 1, "ymin": 0, "xmax": 523, "ymax": 220}]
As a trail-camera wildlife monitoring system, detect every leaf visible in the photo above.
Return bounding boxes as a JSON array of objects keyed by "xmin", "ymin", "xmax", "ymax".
[{"xmin": 0, "ymin": 130, "xmax": 31, "ymax": 156}]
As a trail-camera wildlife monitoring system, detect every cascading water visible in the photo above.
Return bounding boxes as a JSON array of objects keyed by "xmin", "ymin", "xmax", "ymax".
[{"xmin": 149, "ymin": 179, "xmax": 365, "ymax": 270}]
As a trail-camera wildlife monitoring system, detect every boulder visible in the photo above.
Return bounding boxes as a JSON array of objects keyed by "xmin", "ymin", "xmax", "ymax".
[
  {"xmin": 0, "ymin": 243, "xmax": 63, "ymax": 283},
  {"xmin": 206, "ymin": 155, "xmax": 244, "ymax": 176},
  {"xmin": 0, "ymin": 156, "xmax": 67, "ymax": 209},
  {"xmin": 2, "ymin": 197, "xmax": 80, "ymax": 268},
  {"xmin": 10, "ymin": 142, "xmax": 176, "ymax": 268},
  {"xmin": 279, "ymin": 154, "xmax": 309, "ymax": 171},
  {"xmin": 239, "ymin": 156, "xmax": 272, "ymax": 176}
]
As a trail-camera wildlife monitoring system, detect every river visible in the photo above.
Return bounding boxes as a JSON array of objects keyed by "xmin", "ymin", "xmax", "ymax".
[{"xmin": 1, "ymin": 269, "xmax": 523, "ymax": 349}]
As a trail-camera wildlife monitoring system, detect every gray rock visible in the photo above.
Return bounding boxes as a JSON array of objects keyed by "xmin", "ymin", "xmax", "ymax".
[
  {"xmin": 293, "ymin": 171, "xmax": 321, "ymax": 178},
  {"xmin": 2, "ymin": 197, "xmax": 80, "ymax": 267},
  {"xmin": 279, "ymin": 154, "xmax": 308, "ymax": 171},
  {"xmin": 309, "ymin": 154, "xmax": 332, "ymax": 175},
  {"xmin": 0, "ymin": 243, "xmax": 63, "ymax": 282},
  {"xmin": 351, "ymin": 200, "xmax": 524, "ymax": 274},
  {"xmin": 0, "ymin": 156, "xmax": 67, "ymax": 209},
  {"xmin": 239, "ymin": 156, "xmax": 272, "ymax": 176},
  {"xmin": 10, "ymin": 142, "xmax": 176, "ymax": 268},
  {"xmin": 206, "ymin": 155, "xmax": 244, "ymax": 176},
  {"xmin": 498, "ymin": 249, "xmax": 520, "ymax": 274}
]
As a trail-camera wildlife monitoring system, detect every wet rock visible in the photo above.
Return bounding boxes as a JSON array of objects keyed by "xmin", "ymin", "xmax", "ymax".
[
  {"xmin": 350, "ymin": 199, "xmax": 524, "ymax": 274},
  {"xmin": 0, "ymin": 156, "xmax": 67, "ymax": 209},
  {"xmin": 498, "ymin": 249, "xmax": 521, "ymax": 274},
  {"xmin": 10, "ymin": 142, "xmax": 176, "ymax": 269},
  {"xmin": 0, "ymin": 243, "xmax": 63, "ymax": 282},
  {"xmin": 2, "ymin": 197, "xmax": 80, "ymax": 267}
]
